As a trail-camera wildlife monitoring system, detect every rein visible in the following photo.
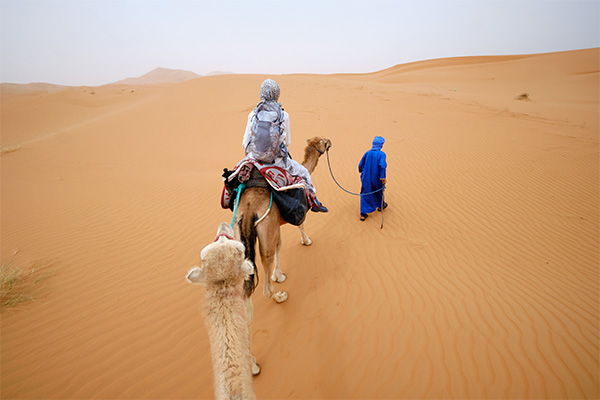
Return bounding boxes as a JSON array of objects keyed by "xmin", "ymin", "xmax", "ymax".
[
  {"xmin": 325, "ymin": 149, "xmax": 385, "ymax": 196},
  {"xmin": 214, "ymin": 232, "xmax": 235, "ymax": 242},
  {"xmin": 229, "ymin": 180, "xmax": 273, "ymax": 229},
  {"xmin": 230, "ymin": 183, "xmax": 246, "ymax": 229},
  {"xmin": 325, "ymin": 148, "xmax": 386, "ymax": 229},
  {"xmin": 254, "ymin": 191, "xmax": 273, "ymax": 227}
]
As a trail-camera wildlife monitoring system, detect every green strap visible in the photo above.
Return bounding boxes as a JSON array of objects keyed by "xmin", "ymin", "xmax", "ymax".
[{"xmin": 230, "ymin": 183, "xmax": 246, "ymax": 229}]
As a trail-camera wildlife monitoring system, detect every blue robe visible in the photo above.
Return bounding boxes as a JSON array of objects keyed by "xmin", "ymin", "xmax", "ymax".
[{"xmin": 358, "ymin": 136, "xmax": 387, "ymax": 214}]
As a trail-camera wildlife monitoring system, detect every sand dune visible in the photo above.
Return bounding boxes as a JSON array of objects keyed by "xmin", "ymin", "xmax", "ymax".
[
  {"xmin": 1, "ymin": 48, "xmax": 598, "ymax": 399},
  {"xmin": 114, "ymin": 67, "xmax": 201, "ymax": 85},
  {"xmin": 0, "ymin": 82, "xmax": 68, "ymax": 94}
]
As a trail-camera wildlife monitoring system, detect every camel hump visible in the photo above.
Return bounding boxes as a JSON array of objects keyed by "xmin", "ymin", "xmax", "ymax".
[{"xmin": 246, "ymin": 166, "xmax": 271, "ymax": 189}]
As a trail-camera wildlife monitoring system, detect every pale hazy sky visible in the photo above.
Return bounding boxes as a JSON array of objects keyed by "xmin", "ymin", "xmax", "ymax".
[{"xmin": 1, "ymin": 0, "xmax": 598, "ymax": 86}]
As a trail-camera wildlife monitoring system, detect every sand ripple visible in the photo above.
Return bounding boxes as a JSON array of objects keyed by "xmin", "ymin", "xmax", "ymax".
[{"xmin": 1, "ymin": 49, "xmax": 598, "ymax": 399}]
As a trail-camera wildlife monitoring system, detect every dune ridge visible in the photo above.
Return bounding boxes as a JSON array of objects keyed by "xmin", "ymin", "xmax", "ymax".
[
  {"xmin": 1, "ymin": 48, "xmax": 598, "ymax": 399},
  {"xmin": 114, "ymin": 67, "xmax": 202, "ymax": 85}
]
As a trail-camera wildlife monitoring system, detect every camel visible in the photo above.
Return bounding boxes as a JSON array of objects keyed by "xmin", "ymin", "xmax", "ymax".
[
  {"xmin": 186, "ymin": 222, "xmax": 257, "ymax": 400},
  {"xmin": 233, "ymin": 136, "xmax": 332, "ymax": 303}
]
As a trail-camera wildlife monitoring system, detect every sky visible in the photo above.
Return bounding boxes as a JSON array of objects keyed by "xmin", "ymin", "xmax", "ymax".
[{"xmin": 1, "ymin": 0, "xmax": 599, "ymax": 86}]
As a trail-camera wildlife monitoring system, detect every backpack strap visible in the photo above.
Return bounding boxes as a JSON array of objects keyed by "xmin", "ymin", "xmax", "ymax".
[{"xmin": 253, "ymin": 101, "xmax": 284, "ymax": 133}]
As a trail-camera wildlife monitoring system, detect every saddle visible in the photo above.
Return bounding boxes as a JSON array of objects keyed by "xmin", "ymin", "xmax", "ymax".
[{"xmin": 221, "ymin": 159, "xmax": 311, "ymax": 226}]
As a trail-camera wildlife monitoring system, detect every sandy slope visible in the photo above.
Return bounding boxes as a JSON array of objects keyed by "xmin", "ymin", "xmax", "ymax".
[{"xmin": 1, "ymin": 48, "xmax": 598, "ymax": 399}]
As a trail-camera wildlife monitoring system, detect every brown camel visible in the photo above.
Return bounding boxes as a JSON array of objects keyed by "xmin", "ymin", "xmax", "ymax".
[{"xmin": 233, "ymin": 136, "xmax": 332, "ymax": 303}]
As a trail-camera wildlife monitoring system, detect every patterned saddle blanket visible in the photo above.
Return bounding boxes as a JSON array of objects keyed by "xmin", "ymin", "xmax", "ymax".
[
  {"xmin": 231, "ymin": 158, "xmax": 306, "ymax": 191},
  {"xmin": 221, "ymin": 158, "xmax": 315, "ymax": 225}
]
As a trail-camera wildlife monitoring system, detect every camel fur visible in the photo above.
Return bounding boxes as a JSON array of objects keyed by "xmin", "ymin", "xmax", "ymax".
[
  {"xmin": 234, "ymin": 136, "xmax": 332, "ymax": 303},
  {"xmin": 186, "ymin": 222, "xmax": 258, "ymax": 400}
]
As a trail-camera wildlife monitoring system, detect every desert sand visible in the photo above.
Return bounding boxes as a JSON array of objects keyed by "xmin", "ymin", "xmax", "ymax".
[{"xmin": 1, "ymin": 48, "xmax": 598, "ymax": 399}]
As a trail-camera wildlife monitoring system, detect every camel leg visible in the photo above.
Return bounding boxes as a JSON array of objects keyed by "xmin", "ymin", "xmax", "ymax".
[
  {"xmin": 245, "ymin": 296, "xmax": 261, "ymax": 376},
  {"xmin": 256, "ymin": 227, "xmax": 276, "ymax": 299},
  {"xmin": 298, "ymin": 223, "xmax": 312, "ymax": 246},
  {"xmin": 267, "ymin": 240, "xmax": 288, "ymax": 303},
  {"xmin": 257, "ymin": 227, "xmax": 288, "ymax": 303},
  {"xmin": 271, "ymin": 234, "xmax": 286, "ymax": 283}
]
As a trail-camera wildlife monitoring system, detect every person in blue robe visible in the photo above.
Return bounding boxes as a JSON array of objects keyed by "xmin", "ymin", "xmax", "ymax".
[{"xmin": 358, "ymin": 136, "xmax": 387, "ymax": 220}]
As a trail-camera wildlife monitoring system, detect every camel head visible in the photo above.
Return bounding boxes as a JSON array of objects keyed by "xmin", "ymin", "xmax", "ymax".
[
  {"xmin": 186, "ymin": 223, "xmax": 254, "ymax": 288},
  {"xmin": 302, "ymin": 137, "xmax": 332, "ymax": 171},
  {"xmin": 306, "ymin": 137, "xmax": 332, "ymax": 154}
]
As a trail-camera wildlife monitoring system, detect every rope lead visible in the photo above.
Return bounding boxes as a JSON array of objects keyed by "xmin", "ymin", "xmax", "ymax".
[
  {"xmin": 230, "ymin": 183, "xmax": 246, "ymax": 229},
  {"xmin": 325, "ymin": 149, "xmax": 386, "ymax": 229},
  {"xmin": 326, "ymin": 150, "xmax": 385, "ymax": 196}
]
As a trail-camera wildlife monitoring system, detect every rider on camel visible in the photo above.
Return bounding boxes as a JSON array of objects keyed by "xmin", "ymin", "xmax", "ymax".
[{"xmin": 242, "ymin": 79, "xmax": 328, "ymax": 213}]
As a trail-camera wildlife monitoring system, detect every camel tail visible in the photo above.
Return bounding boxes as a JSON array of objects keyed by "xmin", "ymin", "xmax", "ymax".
[{"xmin": 238, "ymin": 214, "xmax": 259, "ymax": 297}]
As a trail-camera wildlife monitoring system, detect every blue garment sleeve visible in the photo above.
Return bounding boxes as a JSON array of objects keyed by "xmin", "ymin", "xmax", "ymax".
[
  {"xmin": 379, "ymin": 152, "xmax": 387, "ymax": 179},
  {"xmin": 358, "ymin": 153, "xmax": 366, "ymax": 173}
]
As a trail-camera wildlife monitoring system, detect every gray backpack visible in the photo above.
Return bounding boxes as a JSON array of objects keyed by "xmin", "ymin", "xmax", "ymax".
[{"xmin": 247, "ymin": 101, "xmax": 286, "ymax": 163}]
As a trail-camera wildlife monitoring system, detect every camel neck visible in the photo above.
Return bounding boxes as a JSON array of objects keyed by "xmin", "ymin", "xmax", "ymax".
[{"xmin": 302, "ymin": 148, "xmax": 321, "ymax": 174}]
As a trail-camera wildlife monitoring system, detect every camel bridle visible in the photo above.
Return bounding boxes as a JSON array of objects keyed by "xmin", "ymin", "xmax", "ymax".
[{"xmin": 214, "ymin": 232, "xmax": 235, "ymax": 242}]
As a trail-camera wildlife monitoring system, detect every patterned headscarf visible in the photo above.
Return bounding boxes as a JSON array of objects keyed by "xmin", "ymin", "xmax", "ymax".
[{"xmin": 260, "ymin": 79, "xmax": 280, "ymax": 102}]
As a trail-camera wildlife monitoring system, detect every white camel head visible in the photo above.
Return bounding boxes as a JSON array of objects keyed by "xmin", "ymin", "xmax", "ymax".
[{"xmin": 186, "ymin": 223, "xmax": 253, "ymax": 288}]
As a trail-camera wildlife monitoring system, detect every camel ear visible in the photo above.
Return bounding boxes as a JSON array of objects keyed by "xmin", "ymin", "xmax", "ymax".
[
  {"xmin": 241, "ymin": 260, "xmax": 254, "ymax": 275},
  {"xmin": 186, "ymin": 266, "xmax": 204, "ymax": 284}
]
